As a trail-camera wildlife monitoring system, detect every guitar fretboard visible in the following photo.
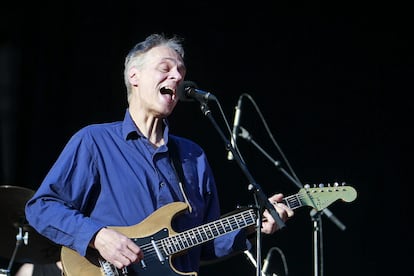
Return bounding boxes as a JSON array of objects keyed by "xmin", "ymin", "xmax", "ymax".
[
  {"xmin": 282, "ymin": 193, "xmax": 304, "ymax": 210},
  {"xmin": 160, "ymin": 208, "xmax": 256, "ymax": 255},
  {"xmin": 157, "ymin": 194, "xmax": 309, "ymax": 256}
]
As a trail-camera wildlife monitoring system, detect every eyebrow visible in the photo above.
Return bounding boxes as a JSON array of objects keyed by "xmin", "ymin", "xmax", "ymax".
[{"xmin": 160, "ymin": 57, "xmax": 186, "ymax": 71}]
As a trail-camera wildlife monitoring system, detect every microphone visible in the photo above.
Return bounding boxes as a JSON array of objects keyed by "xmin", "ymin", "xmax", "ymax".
[
  {"xmin": 227, "ymin": 97, "xmax": 242, "ymax": 160},
  {"xmin": 177, "ymin": 80, "xmax": 217, "ymax": 102}
]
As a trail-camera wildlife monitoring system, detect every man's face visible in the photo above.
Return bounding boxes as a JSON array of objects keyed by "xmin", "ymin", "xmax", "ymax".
[{"xmin": 130, "ymin": 46, "xmax": 186, "ymax": 117}]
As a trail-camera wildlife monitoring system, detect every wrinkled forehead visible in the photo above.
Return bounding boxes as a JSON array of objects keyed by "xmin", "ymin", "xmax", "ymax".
[{"xmin": 139, "ymin": 46, "xmax": 186, "ymax": 75}]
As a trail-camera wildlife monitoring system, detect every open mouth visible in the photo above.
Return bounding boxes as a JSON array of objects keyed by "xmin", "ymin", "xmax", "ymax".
[{"xmin": 160, "ymin": 86, "xmax": 175, "ymax": 96}]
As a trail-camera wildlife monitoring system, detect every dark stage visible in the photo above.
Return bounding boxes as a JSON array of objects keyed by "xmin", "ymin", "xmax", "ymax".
[{"xmin": 1, "ymin": 1, "xmax": 412, "ymax": 275}]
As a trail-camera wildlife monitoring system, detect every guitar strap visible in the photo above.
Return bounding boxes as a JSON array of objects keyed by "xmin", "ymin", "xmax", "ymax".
[{"xmin": 168, "ymin": 138, "xmax": 193, "ymax": 213}]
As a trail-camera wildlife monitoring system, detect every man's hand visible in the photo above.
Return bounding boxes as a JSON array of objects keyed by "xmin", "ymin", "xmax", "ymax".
[
  {"xmin": 261, "ymin": 193, "xmax": 294, "ymax": 234},
  {"xmin": 91, "ymin": 227, "xmax": 143, "ymax": 269}
]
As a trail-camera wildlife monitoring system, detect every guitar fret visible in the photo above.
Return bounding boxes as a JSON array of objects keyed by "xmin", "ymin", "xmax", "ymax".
[
  {"xmin": 188, "ymin": 229, "xmax": 198, "ymax": 244},
  {"xmin": 215, "ymin": 222, "xmax": 221, "ymax": 235},
  {"xmin": 185, "ymin": 232, "xmax": 192, "ymax": 247},
  {"xmin": 207, "ymin": 224, "xmax": 214, "ymax": 237},
  {"xmin": 216, "ymin": 222, "xmax": 221, "ymax": 235},
  {"xmin": 246, "ymin": 211, "xmax": 254, "ymax": 225},
  {"xmin": 203, "ymin": 225, "xmax": 211, "ymax": 239},
  {"xmin": 177, "ymin": 235, "xmax": 185, "ymax": 250},
  {"xmin": 160, "ymin": 238, "xmax": 170, "ymax": 256},
  {"xmin": 241, "ymin": 213, "xmax": 247, "ymax": 226},
  {"xmin": 162, "ymin": 239, "xmax": 170, "ymax": 254},
  {"xmin": 232, "ymin": 216, "xmax": 239, "ymax": 229},
  {"xmin": 219, "ymin": 220, "xmax": 225, "ymax": 232},
  {"xmin": 197, "ymin": 227, "xmax": 206, "ymax": 241},
  {"xmin": 210, "ymin": 224, "xmax": 218, "ymax": 237},
  {"xmin": 223, "ymin": 218, "xmax": 232, "ymax": 232},
  {"xmin": 201, "ymin": 226, "xmax": 207, "ymax": 240},
  {"xmin": 160, "ymin": 209, "xmax": 258, "ymax": 256},
  {"xmin": 171, "ymin": 235, "xmax": 180, "ymax": 252},
  {"xmin": 186, "ymin": 231, "xmax": 195, "ymax": 246},
  {"xmin": 219, "ymin": 220, "xmax": 227, "ymax": 234},
  {"xmin": 213, "ymin": 222, "xmax": 222, "ymax": 235},
  {"xmin": 249, "ymin": 211, "xmax": 255, "ymax": 223},
  {"xmin": 236, "ymin": 214, "xmax": 244, "ymax": 228},
  {"xmin": 182, "ymin": 232, "xmax": 190, "ymax": 248},
  {"xmin": 230, "ymin": 216, "xmax": 238, "ymax": 229},
  {"xmin": 178, "ymin": 233, "xmax": 187, "ymax": 249},
  {"xmin": 284, "ymin": 194, "xmax": 300, "ymax": 209},
  {"xmin": 195, "ymin": 228, "xmax": 203, "ymax": 243},
  {"xmin": 209, "ymin": 224, "xmax": 215, "ymax": 236}
]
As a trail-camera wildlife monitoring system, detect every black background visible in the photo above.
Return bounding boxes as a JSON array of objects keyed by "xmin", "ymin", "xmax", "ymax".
[{"xmin": 1, "ymin": 1, "xmax": 412, "ymax": 275}]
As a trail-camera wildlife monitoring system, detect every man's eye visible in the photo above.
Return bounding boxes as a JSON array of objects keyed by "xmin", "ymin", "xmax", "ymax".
[{"xmin": 159, "ymin": 64, "xmax": 170, "ymax": 72}]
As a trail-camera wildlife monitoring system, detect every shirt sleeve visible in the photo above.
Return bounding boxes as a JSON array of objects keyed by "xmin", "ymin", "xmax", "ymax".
[{"xmin": 25, "ymin": 129, "xmax": 105, "ymax": 256}]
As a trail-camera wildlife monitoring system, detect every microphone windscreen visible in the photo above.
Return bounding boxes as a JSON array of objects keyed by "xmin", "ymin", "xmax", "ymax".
[{"xmin": 177, "ymin": 80, "xmax": 198, "ymax": 101}]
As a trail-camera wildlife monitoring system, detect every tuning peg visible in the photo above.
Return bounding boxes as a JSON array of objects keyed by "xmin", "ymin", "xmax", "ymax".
[
  {"xmin": 304, "ymin": 184, "xmax": 310, "ymax": 189},
  {"xmin": 319, "ymin": 183, "xmax": 324, "ymax": 188}
]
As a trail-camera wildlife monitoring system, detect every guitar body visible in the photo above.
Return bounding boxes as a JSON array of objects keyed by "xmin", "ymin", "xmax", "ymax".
[
  {"xmin": 61, "ymin": 202, "xmax": 196, "ymax": 276},
  {"xmin": 61, "ymin": 185, "xmax": 357, "ymax": 276}
]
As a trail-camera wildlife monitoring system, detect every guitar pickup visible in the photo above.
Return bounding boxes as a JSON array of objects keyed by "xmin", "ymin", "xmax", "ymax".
[{"xmin": 151, "ymin": 239, "xmax": 165, "ymax": 262}]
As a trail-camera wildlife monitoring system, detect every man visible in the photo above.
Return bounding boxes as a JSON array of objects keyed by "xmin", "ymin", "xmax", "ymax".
[{"xmin": 25, "ymin": 33, "xmax": 294, "ymax": 275}]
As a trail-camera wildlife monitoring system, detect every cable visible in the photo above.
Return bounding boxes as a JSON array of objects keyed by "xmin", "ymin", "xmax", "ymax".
[
  {"xmin": 266, "ymin": 247, "xmax": 289, "ymax": 276},
  {"xmin": 212, "ymin": 95, "xmax": 246, "ymax": 164},
  {"xmin": 237, "ymin": 93, "xmax": 302, "ymax": 186}
]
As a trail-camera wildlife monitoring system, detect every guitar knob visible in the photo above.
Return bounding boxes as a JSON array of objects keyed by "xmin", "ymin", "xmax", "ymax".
[
  {"xmin": 334, "ymin": 182, "xmax": 339, "ymax": 187},
  {"xmin": 304, "ymin": 184, "xmax": 310, "ymax": 189},
  {"xmin": 319, "ymin": 183, "xmax": 324, "ymax": 188}
]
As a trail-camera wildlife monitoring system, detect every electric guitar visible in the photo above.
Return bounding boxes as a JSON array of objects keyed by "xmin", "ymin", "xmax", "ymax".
[{"xmin": 61, "ymin": 184, "xmax": 357, "ymax": 276}]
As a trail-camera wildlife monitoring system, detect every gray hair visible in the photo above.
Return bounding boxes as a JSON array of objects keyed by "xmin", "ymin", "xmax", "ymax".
[{"xmin": 123, "ymin": 33, "xmax": 185, "ymax": 99}]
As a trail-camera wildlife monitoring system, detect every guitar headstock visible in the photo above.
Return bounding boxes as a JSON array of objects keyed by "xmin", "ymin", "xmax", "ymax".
[{"xmin": 298, "ymin": 182, "xmax": 357, "ymax": 211}]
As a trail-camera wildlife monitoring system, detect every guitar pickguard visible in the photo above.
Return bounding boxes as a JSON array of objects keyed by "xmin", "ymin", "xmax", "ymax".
[{"xmin": 94, "ymin": 229, "xmax": 193, "ymax": 276}]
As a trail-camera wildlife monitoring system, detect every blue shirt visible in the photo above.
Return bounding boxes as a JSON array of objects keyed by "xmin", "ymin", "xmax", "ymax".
[{"xmin": 25, "ymin": 109, "xmax": 249, "ymax": 274}]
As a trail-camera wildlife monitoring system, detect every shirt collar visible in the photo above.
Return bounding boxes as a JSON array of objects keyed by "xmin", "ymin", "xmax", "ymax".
[{"xmin": 122, "ymin": 109, "xmax": 170, "ymax": 143}]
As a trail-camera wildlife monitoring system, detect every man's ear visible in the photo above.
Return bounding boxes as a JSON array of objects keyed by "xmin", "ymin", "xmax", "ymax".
[{"xmin": 128, "ymin": 67, "xmax": 139, "ymax": 87}]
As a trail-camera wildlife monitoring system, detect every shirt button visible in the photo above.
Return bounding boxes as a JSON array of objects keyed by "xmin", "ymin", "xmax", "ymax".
[{"xmin": 160, "ymin": 182, "xmax": 165, "ymax": 187}]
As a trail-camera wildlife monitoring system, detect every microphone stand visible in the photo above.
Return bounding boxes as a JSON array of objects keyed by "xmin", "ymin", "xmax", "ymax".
[
  {"xmin": 197, "ymin": 102, "xmax": 286, "ymax": 276},
  {"xmin": 238, "ymin": 126, "xmax": 346, "ymax": 276},
  {"xmin": 0, "ymin": 227, "xmax": 29, "ymax": 276}
]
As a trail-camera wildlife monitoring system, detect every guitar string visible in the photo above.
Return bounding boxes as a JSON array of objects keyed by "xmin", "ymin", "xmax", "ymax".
[
  {"xmin": 283, "ymin": 188, "xmax": 348, "ymax": 210},
  {"xmin": 136, "ymin": 190, "xmax": 339, "ymax": 263},
  {"xmin": 138, "ymin": 210, "xmax": 255, "ymax": 255},
  {"xmin": 134, "ymin": 209, "xmax": 256, "ymax": 263}
]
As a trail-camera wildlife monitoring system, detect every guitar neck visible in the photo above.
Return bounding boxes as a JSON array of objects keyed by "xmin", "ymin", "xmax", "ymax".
[
  {"xmin": 281, "ymin": 184, "xmax": 357, "ymax": 211},
  {"xmin": 282, "ymin": 193, "xmax": 305, "ymax": 210},
  {"xmin": 160, "ymin": 208, "xmax": 256, "ymax": 256},
  {"xmin": 157, "ymin": 185, "xmax": 356, "ymax": 256}
]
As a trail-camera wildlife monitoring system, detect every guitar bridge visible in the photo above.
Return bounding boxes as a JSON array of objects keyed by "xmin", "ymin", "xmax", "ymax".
[{"xmin": 98, "ymin": 258, "xmax": 120, "ymax": 276}]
